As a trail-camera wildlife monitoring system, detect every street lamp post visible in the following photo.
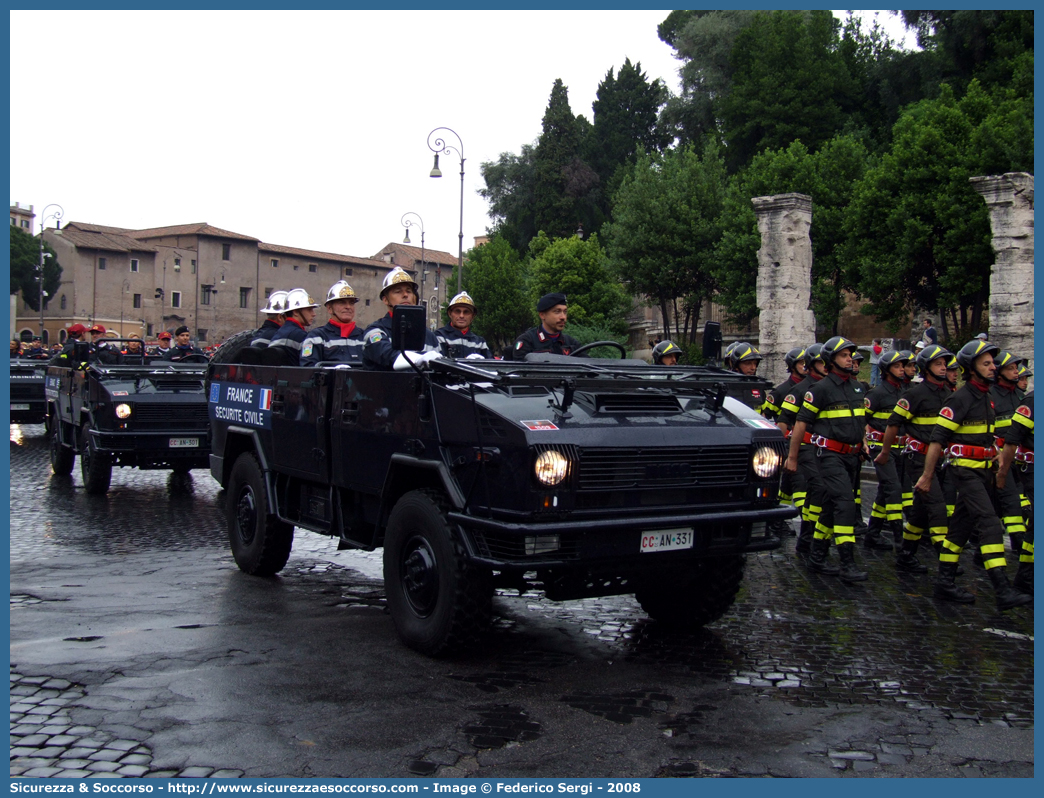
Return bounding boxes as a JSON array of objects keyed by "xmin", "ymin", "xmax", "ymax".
[
  {"xmin": 400, "ymin": 212, "xmax": 427, "ymax": 322},
  {"xmin": 37, "ymin": 203, "xmax": 64, "ymax": 344},
  {"xmin": 427, "ymin": 127, "xmax": 465, "ymax": 290},
  {"xmin": 120, "ymin": 280, "xmax": 130, "ymax": 334}
]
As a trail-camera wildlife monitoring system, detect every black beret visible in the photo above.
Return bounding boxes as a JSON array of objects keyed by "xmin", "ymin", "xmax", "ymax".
[
  {"xmin": 537, "ymin": 293, "xmax": 567, "ymax": 313},
  {"xmin": 174, "ymin": 325, "xmax": 190, "ymax": 336}
]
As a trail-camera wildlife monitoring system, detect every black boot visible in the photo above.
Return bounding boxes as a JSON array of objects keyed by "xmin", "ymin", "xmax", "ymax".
[
  {"xmin": 888, "ymin": 521, "xmax": 905, "ymax": 554},
  {"xmin": 896, "ymin": 537, "xmax": 929, "ymax": 574},
  {"xmin": 933, "ymin": 561, "xmax": 975, "ymax": 604},
  {"xmin": 986, "ymin": 566, "xmax": 1033, "ymax": 611},
  {"xmin": 837, "ymin": 541, "xmax": 868, "ymax": 582},
  {"xmin": 795, "ymin": 520, "xmax": 813, "ymax": 556},
  {"xmin": 806, "ymin": 536, "xmax": 839, "ymax": 575},
  {"xmin": 1012, "ymin": 560, "xmax": 1033, "ymax": 596},
  {"xmin": 768, "ymin": 518, "xmax": 793, "ymax": 539},
  {"xmin": 863, "ymin": 516, "xmax": 893, "ymax": 550}
]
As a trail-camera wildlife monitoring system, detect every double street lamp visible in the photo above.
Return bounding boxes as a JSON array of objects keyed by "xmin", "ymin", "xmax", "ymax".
[
  {"xmin": 427, "ymin": 127, "xmax": 465, "ymax": 290},
  {"xmin": 37, "ymin": 203, "xmax": 64, "ymax": 344},
  {"xmin": 401, "ymin": 212, "xmax": 432, "ymax": 323}
]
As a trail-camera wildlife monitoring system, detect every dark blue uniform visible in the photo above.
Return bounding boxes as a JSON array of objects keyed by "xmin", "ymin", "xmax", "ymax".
[
  {"xmin": 268, "ymin": 319, "xmax": 311, "ymax": 360},
  {"xmin": 301, "ymin": 321, "xmax": 365, "ymax": 366},
  {"xmin": 162, "ymin": 344, "xmax": 206, "ymax": 363},
  {"xmin": 362, "ymin": 314, "xmax": 440, "ymax": 370},
  {"xmin": 251, "ymin": 319, "xmax": 282, "ymax": 348},
  {"xmin": 511, "ymin": 326, "xmax": 583, "ymax": 360},
  {"xmin": 435, "ymin": 326, "xmax": 491, "ymax": 359}
]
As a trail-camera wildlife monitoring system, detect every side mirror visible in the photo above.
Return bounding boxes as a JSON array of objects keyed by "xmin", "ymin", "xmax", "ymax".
[
  {"xmin": 391, "ymin": 304, "xmax": 427, "ymax": 353},
  {"xmin": 702, "ymin": 321, "xmax": 722, "ymax": 363}
]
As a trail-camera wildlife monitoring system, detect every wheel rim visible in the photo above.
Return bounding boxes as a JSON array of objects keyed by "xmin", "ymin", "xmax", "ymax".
[
  {"xmin": 80, "ymin": 430, "xmax": 91, "ymax": 475},
  {"xmin": 401, "ymin": 534, "xmax": 439, "ymax": 617},
  {"xmin": 234, "ymin": 485, "xmax": 258, "ymax": 545}
]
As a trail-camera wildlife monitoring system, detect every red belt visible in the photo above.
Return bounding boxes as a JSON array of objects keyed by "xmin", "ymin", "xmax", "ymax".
[
  {"xmin": 809, "ymin": 434, "xmax": 862, "ymax": 454},
  {"xmin": 995, "ymin": 437, "xmax": 1006, "ymax": 449},
  {"xmin": 1016, "ymin": 448, "xmax": 1034, "ymax": 465},
  {"xmin": 865, "ymin": 430, "xmax": 885, "ymax": 442},
  {"xmin": 905, "ymin": 438, "xmax": 929, "ymax": 455},
  {"xmin": 946, "ymin": 443, "xmax": 998, "ymax": 460}
]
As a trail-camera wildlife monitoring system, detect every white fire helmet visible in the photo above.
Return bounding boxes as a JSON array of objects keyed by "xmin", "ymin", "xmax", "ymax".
[
  {"xmin": 380, "ymin": 267, "xmax": 418, "ymax": 299},
  {"xmin": 325, "ymin": 280, "xmax": 358, "ymax": 304},
  {"xmin": 261, "ymin": 290, "xmax": 288, "ymax": 315},
  {"xmin": 285, "ymin": 288, "xmax": 319, "ymax": 313}
]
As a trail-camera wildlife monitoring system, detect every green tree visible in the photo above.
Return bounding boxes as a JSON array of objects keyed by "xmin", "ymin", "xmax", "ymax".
[
  {"xmin": 533, "ymin": 79, "xmax": 597, "ymax": 241},
  {"xmin": 527, "ymin": 232, "xmax": 628, "ymax": 334},
  {"xmin": 844, "ymin": 82, "xmax": 1026, "ymax": 334},
  {"xmin": 479, "ymin": 144, "xmax": 537, "ymax": 254},
  {"xmin": 443, "ymin": 236, "xmax": 531, "ymax": 355},
  {"xmin": 901, "ymin": 10, "xmax": 1034, "ymax": 97},
  {"xmin": 657, "ymin": 10, "xmax": 756, "ymax": 147},
  {"xmin": 721, "ymin": 10, "xmax": 857, "ymax": 171},
  {"xmin": 586, "ymin": 59, "xmax": 669, "ymax": 203},
  {"xmin": 9, "ymin": 227, "xmax": 62, "ymax": 312},
  {"xmin": 603, "ymin": 142, "xmax": 726, "ymax": 343}
]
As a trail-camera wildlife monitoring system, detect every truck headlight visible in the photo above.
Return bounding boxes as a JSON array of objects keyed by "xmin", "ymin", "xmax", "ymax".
[
  {"xmin": 534, "ymin": 450, "xmax": 569, "ymax": 486},
  {"xmin": 752, "ymin": 446, "xmax": 781, "ymax": 478},
  {"xmin": 115, "ymin": 403, "xmax": 133, "ymax": 419}
]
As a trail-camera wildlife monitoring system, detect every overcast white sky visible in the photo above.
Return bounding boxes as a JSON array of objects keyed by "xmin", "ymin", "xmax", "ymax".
[{"xmin": 10, "ymin": 9, "xmax": 912, "ymax": 264}]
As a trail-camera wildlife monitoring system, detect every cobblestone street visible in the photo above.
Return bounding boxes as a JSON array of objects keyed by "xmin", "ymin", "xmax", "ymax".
[{"xmin": 10, "ymin": 422, "xmax": 1035, "ymax": 778}]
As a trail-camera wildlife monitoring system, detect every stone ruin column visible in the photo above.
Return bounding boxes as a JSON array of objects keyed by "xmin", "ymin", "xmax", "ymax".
[
  {"xmin": 970, "ymin": 173, "xmax": 1034, "ymax": 372},
  {"xmin": 752, "ymin": 193, "xmax": 817, "ymax": 386}
]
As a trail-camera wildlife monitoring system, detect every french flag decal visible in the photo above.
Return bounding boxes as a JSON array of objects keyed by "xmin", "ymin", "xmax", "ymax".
[{"xmin": 260, "ymin": 388, "xmax": 273, "ymax": 410}]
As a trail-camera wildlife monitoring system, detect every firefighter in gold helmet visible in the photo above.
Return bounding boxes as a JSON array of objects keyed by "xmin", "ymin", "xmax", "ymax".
[
  {"xmin": 435, "ymin": 291, "xmax": 491, "ymax": 359},
  {"xmin": 362, "ymin": 267, "xmax": 442, "ymax": 370}
]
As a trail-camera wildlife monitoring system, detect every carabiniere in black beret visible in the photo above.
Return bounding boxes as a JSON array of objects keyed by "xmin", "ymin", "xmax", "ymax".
[{"xmin": 537, "ymin": 293, "xmax": 567, "ymax": 313}]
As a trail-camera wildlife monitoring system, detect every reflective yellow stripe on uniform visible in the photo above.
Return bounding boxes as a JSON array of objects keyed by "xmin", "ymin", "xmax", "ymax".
[
  {"xmin": 910, "ymin": 416, "xmax": 939, "ymax": 425},
  {"xmin": 950, "ymin": 458, "xmax": 993, "ymax": 469},
  {"xmin": 1020, "ymin": 539, "xmax": 1034, "ymax": 563},
  {"xmin": 1001, "ymin": 515, "xmax": 1027, "ymax": 534},
  {"xmin": 940, "ymin": 539, "xmax": 962, "ymax": 562},
  {"xmin": 870, "ymin": 409, "xmax": 892, "ymax": 420},
  {"xmin": 802, "ymin": 399, "xmax": 821, "ymax": 414},
  {"xmin": 893, "ymin": 405, "xmax": 913, "ymax": 420},
  {"xmin": 819, "ymin": 408, "xmax": 865, "ymax": 418},
  {"xmin": 981, "ymin": 542, "xmax": 1007, "ymax": 570},
  {"xmin": 781, "ymin": 399, "xmax": 801, "ymax": 414},
  {"xmin": 1012, "ymin": 413, "xmax": 1034, "ymax": 431},
  {"xmin": 954, "ymin": 422, "xmax": 993, "ymax": 434}
]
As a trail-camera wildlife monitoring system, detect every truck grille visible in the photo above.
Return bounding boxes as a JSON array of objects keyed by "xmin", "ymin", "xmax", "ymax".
[
  {"xmin": 132, "ymin": 404, "xmax": 209, "ymax": 430},
  {"xmin": 577, "ymin": 446, "xmax": 749, "ymax": 490}
]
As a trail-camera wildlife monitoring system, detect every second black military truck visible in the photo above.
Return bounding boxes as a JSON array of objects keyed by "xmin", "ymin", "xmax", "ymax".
[
  {"xmin": 46, "ymin": 341, "xmax": 211, "ymax": 494},
  {"xmin": 10, "ymin": 357, "xmax": 49, "ymax": 424},
  {"xmin": 208, "ymin": 313, "xmax": 794, "ymax": 656}
]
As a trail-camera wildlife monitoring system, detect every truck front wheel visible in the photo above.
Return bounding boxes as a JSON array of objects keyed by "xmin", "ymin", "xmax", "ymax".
[
  {"xmin": 49, "ymin": 418, "xmax": 74, "ymax": 476},
  {"xmin": 227, "ymin": 452, "xmax": 294, "ymax": 575},
  {"xmin": 635, "ymin": 554, "xmax": 746, "ymax": 629},
  {"xmin": 79, "ymin": 422, "xmax": 112, "ymax": 495},
  {"xmin": 384, "ymin": 490, "xmax": 491, "ymax": 657}
]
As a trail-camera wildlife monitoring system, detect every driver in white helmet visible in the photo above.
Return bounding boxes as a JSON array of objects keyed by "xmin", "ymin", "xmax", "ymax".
[
  {"xmin": 435, "ymin": 291, "xmax": 491, "ymax": 359},
  {"xmin": 269, "ymin": 288, "xmax": 318, "ymax": 360},
  {"xmin": 252, "ymin": 290, "xmax": 288, "ymax": 348},
  {"xmin": 300, "ymin": 281, "xmax": 366, "ymax": 366},
  {"xmin": 362, "ymin": 267, "xmax": 441, "ymax": 370}
]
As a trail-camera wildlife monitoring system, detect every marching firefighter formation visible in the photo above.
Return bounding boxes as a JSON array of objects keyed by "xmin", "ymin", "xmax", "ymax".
[{"xmin": 714, "ymin": 336, "xmax": 1032, "ymax": 612}]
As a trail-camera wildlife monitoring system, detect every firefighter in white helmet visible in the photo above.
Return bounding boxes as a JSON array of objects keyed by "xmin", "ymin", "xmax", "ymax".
[
  {"xmin": 252, "ymin": 290, "xmax": 288, "ymax": 348},
  {"xmin": 362, "ymin": 267, "xmax": 441, "ymax": 370},
  {"xmin": 435, "ymin": 291, "xmax": 491, "ymax": 359},
  {"xmin": 300, "ymin": 281, "xmax": 366, "ymax": 366},
  {"xmin": 268, "ymin": 288, "xmax": 319, "ymax": 362}
]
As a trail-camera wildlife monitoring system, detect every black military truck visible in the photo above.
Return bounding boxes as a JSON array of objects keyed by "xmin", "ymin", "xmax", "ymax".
[
  {"xmin": 10, "ymin": 358, "xmax": 49, "ymax": 424},
  {"xmin": 46, "ymin": 340, "xmax": 211, "ymax": 494},
  {"xmin": 207, "ymin": 312, "xmax": 794, "ymax": 656}
]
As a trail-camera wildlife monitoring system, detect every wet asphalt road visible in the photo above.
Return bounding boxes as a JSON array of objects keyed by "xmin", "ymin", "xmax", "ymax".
[{"xmin": 9, "ymin": 422, "xmax": 1035, "ymax": 778}]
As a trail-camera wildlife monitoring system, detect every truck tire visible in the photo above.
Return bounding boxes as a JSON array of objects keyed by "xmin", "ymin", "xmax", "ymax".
[
  {"xmin": 384, "ymin": 490, "xmax": 492, "ymax": 657},
  {"xmin": 79, "ymin": 422, "xmax": 112, "ymax": 495},
  {"xmin": 635, "ymin": 554, "xmax": 746, "ymax": 629},
  {"xmin": 49, "ymin": 418, "xmax": 74, "ymax": 476},
  {"xmin": 209, "ymin": 329, "xmax": 256, "ymax": 365},
  {"xmin": 227, "ymin": 452, "xmax": 294, "ymax": 575}
]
